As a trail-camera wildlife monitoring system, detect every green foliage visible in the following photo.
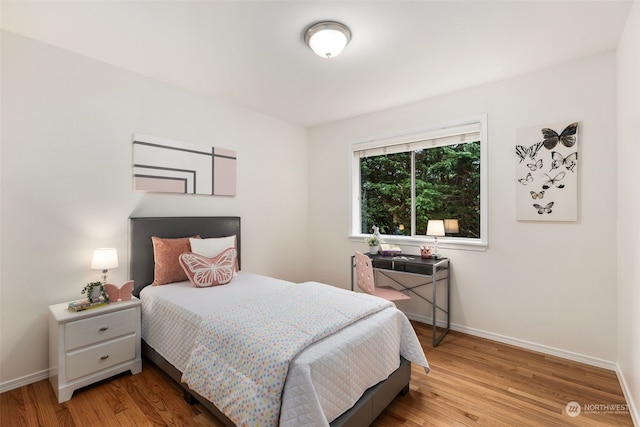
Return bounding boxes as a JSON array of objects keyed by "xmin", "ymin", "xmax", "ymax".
[
  {"xmin": 360, "ymin": 142, "xmax": 481, "ymax": 238},
  {"xmin": 81, "ymin": 281, "xmax": 109, "ymax": 303},
  {"xmin": 366, "ymin": 234, "xmax": 380, "ymax": 246}
]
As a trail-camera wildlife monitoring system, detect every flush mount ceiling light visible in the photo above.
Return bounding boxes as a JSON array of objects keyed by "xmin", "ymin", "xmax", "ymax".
[{"xmin": 304, "ymin": 21, "xmax": 351, "ymax": 58}]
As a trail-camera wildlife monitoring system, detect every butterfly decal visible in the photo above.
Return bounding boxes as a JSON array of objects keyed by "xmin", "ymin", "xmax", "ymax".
[
  {"xmin": 104, "ymin": 280, "xmax": 134, "ymax": 302},
  {"xmin": 179, "ymin": 249, "xmax": 237, "ymax": 287},
  {"xmin": 518, "ymin": 172, "xmax": 534, "ymax": 185},
  {"xmin": 542, "ymin": 171, "xmax": 566, "ymax": 189},
  {"xmin": 530, "ymin": 191, "xmax": 545, "ymax": 199},
  {"xmin": 550, "ymin": 151, "xmax": 578, "ymax": 172},
  {"xmin": 515, "ymin": 141, "xmax": 544, "ymax": 163},
  {"xmin": 533, "ymin": 201, "xmax": 554, "ymax": 214},
  {"xmin": 527, "ymin": 159, "xmax": 543, "ymax": 171},
  {"xmin": 542, "ymin": 122, "xmax": 578, "ymax": 149}
]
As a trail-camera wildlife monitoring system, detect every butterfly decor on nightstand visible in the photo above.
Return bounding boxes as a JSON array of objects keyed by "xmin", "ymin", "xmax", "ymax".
[
  {"xmin": 104, "ymin": 280, "xmax": 134, "ymax": 302},
  {"xmin": 515, "ymin": 121, "xmax": 579, "ymax": 221}
]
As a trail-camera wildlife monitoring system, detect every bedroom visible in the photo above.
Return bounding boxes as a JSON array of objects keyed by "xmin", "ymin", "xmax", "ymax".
[{"xmin": 1, "ymin": 1, "xmax": 638, "ymax": 426}]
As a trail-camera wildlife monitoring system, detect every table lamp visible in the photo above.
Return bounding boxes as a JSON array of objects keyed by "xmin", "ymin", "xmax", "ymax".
[
  {"xmin": 426, "ymin": 220, "xmax": 445, "ymax": 259},
  {"xmin": 91, "ymin": 248, "xmax": 118, "ymax": 283}
]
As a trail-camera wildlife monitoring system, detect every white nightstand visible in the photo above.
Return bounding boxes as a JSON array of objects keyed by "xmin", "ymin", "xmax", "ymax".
[{"xmin": 48, "ymin": 298, "xmax": 142, "ymax": 403}]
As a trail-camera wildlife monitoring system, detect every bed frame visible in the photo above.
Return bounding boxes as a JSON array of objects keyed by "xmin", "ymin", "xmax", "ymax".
[{"xmin": 129, "ymin": 216, "xmax": 411, "ymax": 427}]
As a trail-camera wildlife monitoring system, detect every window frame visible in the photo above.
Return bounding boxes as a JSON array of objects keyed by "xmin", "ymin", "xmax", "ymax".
[{"xmin": 349, "ymin": 114, "xmax": 488, "ymax": 251}]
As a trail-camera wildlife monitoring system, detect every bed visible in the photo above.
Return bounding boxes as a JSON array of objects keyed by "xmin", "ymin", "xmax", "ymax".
[{"xmin": 130, "ymin": 216, "xmax": 428, "ymax": 427}]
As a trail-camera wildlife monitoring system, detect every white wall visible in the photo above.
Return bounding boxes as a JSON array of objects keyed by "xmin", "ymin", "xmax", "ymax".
[
  {"xmin": 308, "ymin": 53, "xmax": 619, "ymax": 365},
  {"xmin": 0, "ymin": 31, "xmax": 309, "ymax": 387},
  {"xmin": 616, "ymin": 1, "xmax": 640, "ymax": 423}
]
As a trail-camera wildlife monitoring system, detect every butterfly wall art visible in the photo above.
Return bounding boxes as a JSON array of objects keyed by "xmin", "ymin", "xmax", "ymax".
[{"xmin": 514, "ymin": 121, "xmax": 579, "ymax": 221}]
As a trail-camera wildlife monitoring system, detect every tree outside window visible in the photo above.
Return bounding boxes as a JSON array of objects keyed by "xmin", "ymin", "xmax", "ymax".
[
  {"xmin": 352, "ymin": 117, "xmax": 486, "ymax": 246},
  {"xmin": 360, "ymin": 142, "xmax": 480, "ymax": 238}
]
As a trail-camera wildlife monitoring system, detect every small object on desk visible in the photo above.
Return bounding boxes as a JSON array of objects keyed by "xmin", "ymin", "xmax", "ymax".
[
  {"xmin": 380, "ymin": 244, "xmax": 402, "ymax": 257},
  {"xmin": 420, "ymin": 245, "xmax": 433, "ymax": 259}
]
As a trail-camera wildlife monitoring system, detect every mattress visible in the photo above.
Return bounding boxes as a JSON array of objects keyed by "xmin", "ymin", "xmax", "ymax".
[{"xmin": 140, "ymin": 271, "xmax": 428, "ymax": 426}]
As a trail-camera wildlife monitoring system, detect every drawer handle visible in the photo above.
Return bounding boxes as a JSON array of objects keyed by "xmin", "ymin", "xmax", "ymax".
[
  {"xmin": 100, "ymin": 355, "xmax": 109, "ymax": 360},
  {"xmin": 99, "ymin": 327, "xmax": 109, "ymax": 332}
]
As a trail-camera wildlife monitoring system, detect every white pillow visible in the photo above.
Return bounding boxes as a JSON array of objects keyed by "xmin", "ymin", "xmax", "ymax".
[
  {"xmin": 190, "ymin": 235, "xmax": 236, "ymax": 257},
  {"xmin": 189, "ymin": 236, "xmax": 238, "ymax": 271}
]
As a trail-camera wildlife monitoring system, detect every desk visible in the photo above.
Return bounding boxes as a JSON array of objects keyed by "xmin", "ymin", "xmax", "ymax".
[{"xmin": 351, "ymin": 254, "xmax": 450, "ymax": 346}]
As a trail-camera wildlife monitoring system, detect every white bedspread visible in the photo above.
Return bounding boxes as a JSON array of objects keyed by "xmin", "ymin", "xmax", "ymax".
[{"xmin": 140, "ymin": 272, "xmax": 429, "ymax": 426}]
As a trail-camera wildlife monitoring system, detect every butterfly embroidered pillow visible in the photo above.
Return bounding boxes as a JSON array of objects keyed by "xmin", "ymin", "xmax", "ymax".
[{"xmin": 179, "ymin": 248, "xmax": 237, "ymax": 288}]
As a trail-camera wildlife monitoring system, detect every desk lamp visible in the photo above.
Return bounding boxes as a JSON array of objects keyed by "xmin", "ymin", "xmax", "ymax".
[{"xmin": 426, "ymin": 220, "xmax": 445, "ymax": 259}]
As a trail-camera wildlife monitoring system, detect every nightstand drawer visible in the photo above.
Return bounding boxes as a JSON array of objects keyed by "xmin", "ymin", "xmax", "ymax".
[
  {"xmin": 66, "ymin": 334, "xmax": 136, "ymax": 381},
  {"xmin": 65, "ymin": 308, "xmax": 137, "ymax": 350}
]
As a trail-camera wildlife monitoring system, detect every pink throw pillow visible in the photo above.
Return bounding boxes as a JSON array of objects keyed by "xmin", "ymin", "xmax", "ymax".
[
  {"xmin": 151, "ymin": 236, "xmax": 200, "ymax": 285},
  {"xmin": 179, "ymin": 248, "xmax": 237, "ymax": 288}
]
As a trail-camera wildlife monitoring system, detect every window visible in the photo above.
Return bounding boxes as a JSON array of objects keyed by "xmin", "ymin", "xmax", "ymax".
[{"xmin": 350, "ymin": 116, "xmax": 487, "ymax": 248}]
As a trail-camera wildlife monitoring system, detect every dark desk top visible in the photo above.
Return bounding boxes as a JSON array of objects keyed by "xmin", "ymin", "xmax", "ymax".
[
  {"xmin": 367, "ymin": 254, "xmax": 448, "ymax": 275},
  {"xmin": 367, "ymin": 254, "xmax": 447, "ymax": 264}
]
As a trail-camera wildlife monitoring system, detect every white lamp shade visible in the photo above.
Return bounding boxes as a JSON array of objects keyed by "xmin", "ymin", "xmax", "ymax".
[
  {"xmin": 426, "ymin": 220, "xmax": 445, "ymax": 237},
  {"xmin": 91, "ymin": 248, "xmax": 119, "ymax": 270},
  {"xmin": 305, "ymin": 22, "xmax": 351, "ymax": 58},
  {"xmin": 444, "ymin": 219, "xmax": 459, "ymax": 234}
]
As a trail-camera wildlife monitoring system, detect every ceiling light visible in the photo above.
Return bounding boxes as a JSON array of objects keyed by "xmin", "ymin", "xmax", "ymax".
[{"xmin": 304, "ymin": 21, "xmax": 351, "ymax": 58}]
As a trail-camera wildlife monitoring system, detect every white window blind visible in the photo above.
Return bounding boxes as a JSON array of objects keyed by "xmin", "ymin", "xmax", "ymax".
[{"xmin": 353, "ymin": 122, "xmax": 481, "ymax": 158}]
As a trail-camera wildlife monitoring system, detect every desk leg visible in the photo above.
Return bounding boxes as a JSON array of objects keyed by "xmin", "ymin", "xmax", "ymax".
[
  {"xmin": 350, "ymin": 256, "xmax": 354, "ymax": 292},
  {"xmin": 432, "ymin": 269, "xmax": 437, "ymax": 347},
  {"xmin": 432, "ymin": 263, "xmax": 450, "ymax": 347}
]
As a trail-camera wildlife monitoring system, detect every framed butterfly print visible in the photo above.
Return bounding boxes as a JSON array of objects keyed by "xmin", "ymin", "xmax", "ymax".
[{"xmin": 515, "ymin": 121, "xmax": 579, "ymax": 221}]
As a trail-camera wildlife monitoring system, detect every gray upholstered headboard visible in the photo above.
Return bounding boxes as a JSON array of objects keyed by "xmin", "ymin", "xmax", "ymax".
[{"xmin": 129, "ymin": 216, "xmax": 241, "ymax": 297}]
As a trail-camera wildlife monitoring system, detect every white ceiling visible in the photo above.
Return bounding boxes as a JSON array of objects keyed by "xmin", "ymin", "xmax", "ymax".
[{"xmin": 1, "ymin": 1, "xmax": 633, "ymax": 128}]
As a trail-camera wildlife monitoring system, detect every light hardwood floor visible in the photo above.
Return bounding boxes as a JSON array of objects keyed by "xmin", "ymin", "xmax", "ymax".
[{"xmin": 1, "ymin": 322, "xmax": 633, "ymax": 426}]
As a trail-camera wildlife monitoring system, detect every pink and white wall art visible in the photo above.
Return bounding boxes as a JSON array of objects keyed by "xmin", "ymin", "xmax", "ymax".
[{"xmin": 133, "ymin": 134, "xmax": 236, "ymax": 196}]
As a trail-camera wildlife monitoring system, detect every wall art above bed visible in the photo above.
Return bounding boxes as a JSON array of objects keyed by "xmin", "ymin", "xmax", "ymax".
[
  {"xmin": 132, "ymin": 134, "xmax": 236, "ymax": 196},
  {"xmin": 515, "ymin": 121, "xmax": 579, "ymax": 221}
]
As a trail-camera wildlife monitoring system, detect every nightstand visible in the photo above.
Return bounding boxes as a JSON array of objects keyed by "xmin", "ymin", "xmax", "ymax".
[{"xmin": 48, "ymin": 298, "xmax": 142, "ymax": 403}]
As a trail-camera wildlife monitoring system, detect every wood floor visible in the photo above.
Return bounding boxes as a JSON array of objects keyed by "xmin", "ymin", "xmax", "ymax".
[{"xmin": 1, "ymin": 321, "xmax": 633, "ymax": 426}]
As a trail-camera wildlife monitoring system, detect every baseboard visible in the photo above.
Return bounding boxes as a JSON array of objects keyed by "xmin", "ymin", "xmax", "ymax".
[
  {"xmin": 455, "ymin": 324, "xmax": 617, "ymax": 370},
  {"xmin": 405, "ymin": 313, "xmax": 449, "ymax": 329},
  {"xmin": 616, "ymin": 365, "xmax": 640, "ymax": 426},
  {"xmin": 0, "ymin": 369, "xmax": 49, "ymax": 394},
  {"xmin": 405, "ymin": 313, "xmax": 617, "ymax": 371}
]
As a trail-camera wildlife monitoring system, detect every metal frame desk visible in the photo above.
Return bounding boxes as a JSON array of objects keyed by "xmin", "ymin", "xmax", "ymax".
[{"xmin": 351, "ymin": 254, "xmax": 450, "ymax": 346}]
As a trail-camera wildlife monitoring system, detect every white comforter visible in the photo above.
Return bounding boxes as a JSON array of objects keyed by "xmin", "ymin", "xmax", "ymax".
[{"xmin": 140, "ymin": 272, "xmax": 429, "ymax": 426}]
